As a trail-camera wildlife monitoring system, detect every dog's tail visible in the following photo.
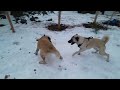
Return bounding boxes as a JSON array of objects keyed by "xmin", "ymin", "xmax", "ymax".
[{"xmin": 102, "ymin": 35, "xmax": 109, "ymax": 44}]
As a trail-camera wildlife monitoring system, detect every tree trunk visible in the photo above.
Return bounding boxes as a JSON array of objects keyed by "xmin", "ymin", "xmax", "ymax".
[
  {"xmin": 93, "ymin": 11, "xmax": 99, "ymax": 24},
  {"xmin": 6, "ymin": 11, "xmax": 15, "ymax": 33},
  {"xmin": 58, "ymin": 11, "xmax": 61, "ymax": 30},
  {"xmin": 107, "ymin": 11, "xmax": 116, "ymax": 27},
  {"xmin": 93, "ymin": 11, "xmax": 100, "ymax": 34}
]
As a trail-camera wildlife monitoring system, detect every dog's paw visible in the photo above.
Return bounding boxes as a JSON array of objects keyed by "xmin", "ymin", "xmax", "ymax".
[
  {"xmin": 78, "ymin": 53, "xmax": 80, "ymax": 55},
  {"xmin": 106, "ymin": 59, "xmax": 109, "ymax": 62},
  {"xmin": 39, "ymin": 61, "xmax": 47, "ymax": 64},
  {"xmin": 34, "ymin": 52, "xmax": 38, "ymax": 55},
  {"xmin": 92, "ymin": 51, "xmax": 97, "ymax": 54},
  {"xmin": 60, "ymin": 56, "xmax": 63, "ymax": 60},
  {"xmin": 72, "ymin": 54, "xmax": 75, "ymax": 56}
]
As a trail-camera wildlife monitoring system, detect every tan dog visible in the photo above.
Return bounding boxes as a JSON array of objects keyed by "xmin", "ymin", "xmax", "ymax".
[
  {"xmin": 35, "ymin": 35, "xmax": 63, "ymax": 64},
  {"xmin": 68, "ymin": 34, "xmax": 109, "ymax": 62}
]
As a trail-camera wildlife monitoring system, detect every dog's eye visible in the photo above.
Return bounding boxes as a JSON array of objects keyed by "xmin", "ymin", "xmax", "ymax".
[{"xmin": 75, "ymin": 37, "xmax": 79, "ymax": 41}]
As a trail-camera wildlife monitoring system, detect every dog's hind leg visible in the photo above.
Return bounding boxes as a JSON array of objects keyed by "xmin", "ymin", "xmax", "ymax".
[
  {"xmin": 54, "ymin": 50, "xmax": 63, "ymax": 60},
  {"xmin": 78, "ymin": 52, "xmax": 81, "ymax": 55},
  {"xmin": 39, "ymin": 52, "xmax": 47, "ymax": 64},
  {"xmin": 34, "ymin": 48, "xmax": 39, "ymax": 55},
  {"xmin": 99, "ymin": 47, "xmax": 109, "ymax": 62},
  {"xmin": 92, "ymin": 47, "xmax": 99, "ymax": 53}
]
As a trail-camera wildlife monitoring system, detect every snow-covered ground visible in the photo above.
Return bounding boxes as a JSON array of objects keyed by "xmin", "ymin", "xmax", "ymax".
[{"xmin": 0, "ymin": 11, "xmax": 120, "ymax": 79}]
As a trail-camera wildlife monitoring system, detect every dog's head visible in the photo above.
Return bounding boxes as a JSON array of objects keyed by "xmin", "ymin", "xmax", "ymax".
[
  {"xmin": 68, "ymin": 34, "xmax": 80, "ymax": 45},
  {"xmin": 36, "ymin": 34, "xmax": 51, "ymax": 42}
]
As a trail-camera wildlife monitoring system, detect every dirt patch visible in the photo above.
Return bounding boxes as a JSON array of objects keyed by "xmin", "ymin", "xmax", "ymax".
[
  {"xmin": 83, "ymin": 22, "xmax": 108, "ymax": 30},
  {"xmin": 13, "ymin": 41, "xmax": 20, "ymax": 45},
  {"xmin": 46, "ymin": 22, "xmax": 108, "ymax": 31},
  {"xmin": 102, "ymin": 19, "xmax": 120, "ymax": 27},
  {"xmin": 4, "ymin": 75, "xmax": 10, "ymax": 79},
  {"xmin": 46, "ymin": 23, "xmax": 82, "ymax": 31},
  {"xmin": 116, "ymin": 44, "xmax": 120, "ymax": 47},
  {"xmin": 0, "ymin": 24, "xmax": 5, "ymax": 27},
  {"xmin": 46, "ymin": 23, "xmax": 69, "ymax": 31}
]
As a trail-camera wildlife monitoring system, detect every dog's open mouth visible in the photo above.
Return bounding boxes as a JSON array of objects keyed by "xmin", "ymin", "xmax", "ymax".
[
  {"xmin": 68, "ymin": 40, "xmax": 75, "ymax": 45},
  {"xmin": 68, "ymin": 40, "xmax": 71, "ymax": 43},
  {"xmin": 71, "ymin": 42, "xmax": 75, "ymax": 45}
]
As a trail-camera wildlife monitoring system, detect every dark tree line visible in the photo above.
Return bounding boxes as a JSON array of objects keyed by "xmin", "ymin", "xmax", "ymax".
[{"xmin": 77, "ymin": 11, "xmax": 105, "ymax": 14}]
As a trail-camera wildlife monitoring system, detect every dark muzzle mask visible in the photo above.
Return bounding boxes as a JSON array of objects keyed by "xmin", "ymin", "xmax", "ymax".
[{"xmin": 68, "ymin": 39, "xmax": 75, "ymax": 45}]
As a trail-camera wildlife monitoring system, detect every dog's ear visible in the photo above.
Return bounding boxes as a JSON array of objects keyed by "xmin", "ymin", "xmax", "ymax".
[
  {"xmin": 48, "ymin": 37, "xmax": 51, "ymax": 42},
  {"xmin": 36, "ymin": 39, "xmax": 39, "ymax": 41},
  {"xmin": 75, "ymin": 37, "xmax": 79, "ymax": 41},
  {"xmin": 44, "ymin": 34, "xmax": 45, "ymax": 36}
]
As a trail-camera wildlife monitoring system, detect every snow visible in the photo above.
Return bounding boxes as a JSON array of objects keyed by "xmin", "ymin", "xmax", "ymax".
[{"xmin": 0, "ymin": 11, "xmax": 120, "ymax": 79}]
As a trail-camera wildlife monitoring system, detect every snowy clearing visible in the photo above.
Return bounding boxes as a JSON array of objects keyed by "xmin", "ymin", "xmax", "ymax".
[{"xmin": 0, "ymin": 11, "xmax": 120, "ymax": 79}]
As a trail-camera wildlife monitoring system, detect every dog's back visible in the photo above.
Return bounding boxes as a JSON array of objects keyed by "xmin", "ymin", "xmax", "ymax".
[
  {"xmin": 37, "ymin": 36, "xmax": 56, "ymax": 53},
  {"xmin": 81, "ymin": 35, "xmax": 109, "ymax": 49},
  {"xmin": 86, "ymin": 38, "xmax": 107, "ymax": 48},
  {"xmin": 93, "ymin": 36, "xmax": 109, "ymax": 47}
]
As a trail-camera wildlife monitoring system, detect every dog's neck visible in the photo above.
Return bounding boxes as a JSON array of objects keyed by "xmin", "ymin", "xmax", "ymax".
[
  {"xmin": 77, "ymin": 36, "xmax": 93, "ymax": 48},
  {"xmin": 85, "ymin": 37, "xmax": 93, "ymax": 40},
  {"xmin": 76, "ymin": 36, "xmax": 85, "ymax": 47}
]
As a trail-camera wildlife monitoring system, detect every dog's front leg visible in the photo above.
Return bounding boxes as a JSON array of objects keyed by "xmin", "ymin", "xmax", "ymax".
[
  {"xmin": 39, "ymin": 52, "xmax": 47, "ymax": 64},
  {"xmin": 74, "ymin": 48, "xmax": 86, "ymax": 56},
  {"xmin": 72, "ymin": 49, "xmax": 80, "ymax": 56},
  {"xmin": 34, "ymin": 48, "xmax": 39, "ymax": 55},
  {"xmin": 54, "ymin": 50, "xmax": 63, "ymax": 60}
]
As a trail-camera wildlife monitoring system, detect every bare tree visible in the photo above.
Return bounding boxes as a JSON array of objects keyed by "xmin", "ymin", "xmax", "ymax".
[
  {"xmin": 107, "ymin": 11, "xmax": 116, "ymax": 27},
  {"xmin": 0, "ymin": 11, "xmax": 15, "ymax": 33},
  {"xmin": 93, "ymin": 11, "xmax": 99, "ymax": 24},
  {"xmin": 6, "ymin": 12, "xmax": 15, "ymax": 33},
  {"xmin": 92, "ymin": 11, "xmax": 100, "ymax": 34},
  {"xmin": 58, "ymin": 11, "xmax": 61, "ymax": 30}
]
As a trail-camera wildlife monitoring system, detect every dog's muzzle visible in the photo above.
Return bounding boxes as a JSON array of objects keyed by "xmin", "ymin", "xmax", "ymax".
[
  {"xmin": 68, "ymin": 40, "xmax": 75, "ymax": 45},
  {"xmin": 71, "ymin": 42, "xmax": 75, "ymax": 45},
  {"xmin": 68, "ymin": 40, "xmax": 72, "ymax": 43}
]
